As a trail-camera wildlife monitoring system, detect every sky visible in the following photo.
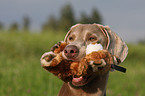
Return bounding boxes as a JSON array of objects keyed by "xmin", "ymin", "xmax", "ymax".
[{"xmin": 0, "ymin": 0, "xmax": 145, "ymax": 43}]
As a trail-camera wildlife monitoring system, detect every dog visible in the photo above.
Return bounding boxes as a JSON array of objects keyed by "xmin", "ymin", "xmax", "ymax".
[{"xmin": 40, "ymin": 24, "xmax": 128, "ymax": 96}]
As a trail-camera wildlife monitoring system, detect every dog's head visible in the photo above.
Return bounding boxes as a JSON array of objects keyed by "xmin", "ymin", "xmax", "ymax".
[{"xmin": 62, "ymin": 24, "xmax": 128, "ymax": 86}]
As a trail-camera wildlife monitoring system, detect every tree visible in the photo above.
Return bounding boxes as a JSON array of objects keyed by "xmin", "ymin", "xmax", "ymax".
[
  {"xmin": 40, "ymin": 4, "xmax": 103, "ymax": 32},
  {"xmin": 0, "ymin": 22, "xmax": 4, "ymax": 31},
  {"xmin": 41, "ymin": 15, "xmax": 58, "ymax": 32},
  {"xmin": 79, "ymin": 8, "xmax": 102, "ymax": 24},
  {"xmin": 90, "ymin": 8, "xmax": 102, "ymax": 24},
  {"xmin": 79, "ymin": 12, "xmax": 90, "ymax": 24},
  {"xmin": 9, "ymin": 22, "xmax": 19, "ymax": 32},
  {"xmin": 138, "ymin": 39, "xmax": 145, "ymax": 45},
  {"xmin": 41, "ymin": 23, "xmax": 48, "ymax": 32},
  {"xmin": 48, "ymin": 15, "xmax": 58, "ymax": 30},
  {"xmin": 22, "ymin": 15, "xmax": 30, "ymax": 31},
  {"xmin": 59, "ymin": 3, "xmax": 75, "ymax": 31}
]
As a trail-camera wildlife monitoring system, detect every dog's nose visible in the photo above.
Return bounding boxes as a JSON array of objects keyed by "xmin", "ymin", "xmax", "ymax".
[{"xmin": 64, "ymin": 45, "xmax": 79, "ymax": 59}]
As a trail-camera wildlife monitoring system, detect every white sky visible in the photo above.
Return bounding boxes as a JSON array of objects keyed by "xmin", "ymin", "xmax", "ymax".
[{"xmin": 0, "ymin": 0, "xmax": 145, "ymax": 43}]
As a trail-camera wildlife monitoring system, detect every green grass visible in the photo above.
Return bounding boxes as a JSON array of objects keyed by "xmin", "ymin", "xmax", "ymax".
[
  {"xmin": 107, "ymin": 44, "xmax": 145, "ymax": 96},
  {"xmin": 0, "ymin": 32, "xmax": 145, "ymax": 96}
]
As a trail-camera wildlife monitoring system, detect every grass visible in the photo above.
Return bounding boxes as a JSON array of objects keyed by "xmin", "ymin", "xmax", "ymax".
[
  {"xmin": 0, "ymin": 32, "xmax": 145, "ymax": 96},
  {"xmin": 107, "ymin": 44, "xmax": 145, "ymax": 96}
]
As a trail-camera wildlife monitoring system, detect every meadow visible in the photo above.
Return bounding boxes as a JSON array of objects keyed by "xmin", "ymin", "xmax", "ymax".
[{"xmin": 0, "ymin": 32, "xmax": 145, "ymax": 96}]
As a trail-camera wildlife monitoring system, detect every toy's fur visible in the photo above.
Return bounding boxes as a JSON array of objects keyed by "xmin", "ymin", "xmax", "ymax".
[{"xmin": 42, "ymin": 42, "xmax": 113, "ymax": 82}]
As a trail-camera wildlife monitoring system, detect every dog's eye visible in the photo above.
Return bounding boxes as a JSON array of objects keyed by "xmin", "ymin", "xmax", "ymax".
[{"xmin": 88, "ymin": 36, "xmax": 97, "ymax": 41}]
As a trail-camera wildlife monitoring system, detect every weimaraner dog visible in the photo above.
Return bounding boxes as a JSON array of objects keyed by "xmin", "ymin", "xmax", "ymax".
[{"xmin": 40, "ymin": 24, "xmax": 128, "ymax": 96}]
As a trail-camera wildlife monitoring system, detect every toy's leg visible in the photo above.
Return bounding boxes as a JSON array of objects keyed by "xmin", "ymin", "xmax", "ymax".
[
  {"xmin": 40, "ymin": 52, "xmax": 63, "ymax": 67},
  {"xmin": 89, "ymin": 59, "xmax": 106, "ymax": 72},
  {"xmin": 40, "ymin": 41, "xmax": 67, "ymax": 67}
]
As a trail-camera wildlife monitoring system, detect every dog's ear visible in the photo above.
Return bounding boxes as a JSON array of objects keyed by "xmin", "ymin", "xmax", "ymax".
[
  {"xmin": 64, "ymin": 24, "xmax": 81, "ymax": 42},
  {"xmin": 96, "ymin": 24, "xmax": 128, "ymax": 64}
]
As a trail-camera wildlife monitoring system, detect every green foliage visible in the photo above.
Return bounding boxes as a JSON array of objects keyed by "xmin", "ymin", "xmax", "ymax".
[
  {"xmin": 0, "ymin": 22, "xmax": 4, "ymax": 31},
  {"xmin": 0, "ymin": 3, "xmax": 102, "ymax": 33},
  {"xmin": 0, "ymin": 32, "xmax": 144, "ymax": 96},
  {"xmin": 41, "ymin": 15, "xmax": 58, "ymax": 32},
  {"xmin": 41, "ymin": 3, "xmax": 103, "ymax": 32},
  {"xmin": 79, "ymin": 12, "xmax": 90, "ymax": 24},
  {"xmin": 59, "ymin": 3, "xmax": 75, "ymax": 31},
  {"xmin": 79, "ymin": 8, "xmax": 102, "ymax": 24},
  {"xmin": 90, "ymin": 8, "xmax": 102, "ymax": 24},
  {"xmin": 138, "ymin": 39, "xmax": 145, "ymax": 45},
  {"xmin": 107, "ymin": 43, "xmax": 145, "ymax": 96},
  {"xmin": 22, "ymin": 15, "xmax": 30, "ymax": 31},
  {"xmin": 9, "ymin": 22, "xmax": 19, "ymax": 32},
  {"xmin": 0, "ymin": 32, "xmax": 65, "ymax": 96}
]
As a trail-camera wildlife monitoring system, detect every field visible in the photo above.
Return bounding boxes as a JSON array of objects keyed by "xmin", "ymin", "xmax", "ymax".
[{"xmin": 0, "ymin": 32, "xmax": 145, "ymax": 96}]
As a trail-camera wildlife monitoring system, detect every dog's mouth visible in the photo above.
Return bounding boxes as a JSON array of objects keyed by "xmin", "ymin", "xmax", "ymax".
[
  {"xmin": 62, "ymin": 45, "xmax": 96, "ymax": 86},
  {"xmin": 71, "ymin": 76, "xmax": 88, "ymax": 86},
  {"xmin": 70, "ymin": 74, "xmax": 95, "ymax": 86}
]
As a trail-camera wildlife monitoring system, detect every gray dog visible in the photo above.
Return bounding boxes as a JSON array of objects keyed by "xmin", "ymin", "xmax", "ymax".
[{"xmin": 40, "ymin": 24, "xmax": 128, "ymax": 96}]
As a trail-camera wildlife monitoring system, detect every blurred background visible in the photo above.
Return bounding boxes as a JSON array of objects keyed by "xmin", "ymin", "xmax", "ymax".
[{"xmin": 0, "ymin": 0, "xmax": 145, "ymax": 96}]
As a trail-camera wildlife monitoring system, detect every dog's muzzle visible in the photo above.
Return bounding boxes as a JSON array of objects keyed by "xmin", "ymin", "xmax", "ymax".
[{"xmin": 64, "ymin": 45, "xmax": 79, "ymax": 59}]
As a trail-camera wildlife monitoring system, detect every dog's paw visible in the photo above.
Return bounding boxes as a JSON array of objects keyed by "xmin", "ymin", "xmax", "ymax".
[
  {"xmin": 51, "ymin": 41, "xmax": 67, "ymax": 54},
  {"xmin": 40, "ymin": 52, "xmax": 56, "ymax": 67}
]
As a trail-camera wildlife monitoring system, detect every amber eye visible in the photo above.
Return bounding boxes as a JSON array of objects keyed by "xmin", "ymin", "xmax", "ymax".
[{"xmin": 88, "ymin": 36, "xmax": 97, "ymax": 41}]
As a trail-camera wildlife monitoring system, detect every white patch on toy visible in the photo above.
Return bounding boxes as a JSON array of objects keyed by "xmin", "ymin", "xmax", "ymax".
[{"xmin": 86, "ymin": 43, "xmax": 103, "ymax": 55}]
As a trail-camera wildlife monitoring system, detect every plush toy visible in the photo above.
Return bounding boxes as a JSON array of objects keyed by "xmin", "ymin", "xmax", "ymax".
[{"xmin": 41, "ymin": 42, "xmax": 114, "ymax": 82}]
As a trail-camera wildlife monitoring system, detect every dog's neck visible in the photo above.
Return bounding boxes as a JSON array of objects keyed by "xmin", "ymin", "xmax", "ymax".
[{"xmin": 58, "ymin": 72, "xmax": 109, "ymax": 96}]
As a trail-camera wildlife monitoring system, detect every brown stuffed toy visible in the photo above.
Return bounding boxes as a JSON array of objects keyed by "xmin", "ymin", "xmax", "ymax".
[{"xmin": 41, "ymin": 42, "xmax": 114, "ymax": 82}]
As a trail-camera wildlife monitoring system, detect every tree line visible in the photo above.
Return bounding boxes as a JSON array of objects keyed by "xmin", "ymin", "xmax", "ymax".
[
  {"xmin": 0, "ymin": 3, "xmax": 102, "ymax": 32},
  {"xmin": 0, "ymin": 15, "xmax": 30, "ymax": 32}
]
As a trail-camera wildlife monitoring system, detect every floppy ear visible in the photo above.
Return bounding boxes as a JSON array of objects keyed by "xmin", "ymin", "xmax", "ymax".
[
  {"xmin": 64, "ymin": 24, "xmax": 81, "ymax": 42},
  {"xmin": 96, "ymin": 24, "xmax": 128, "ymax": 64}
]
